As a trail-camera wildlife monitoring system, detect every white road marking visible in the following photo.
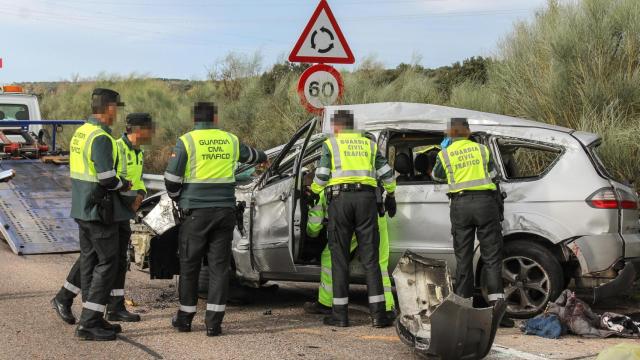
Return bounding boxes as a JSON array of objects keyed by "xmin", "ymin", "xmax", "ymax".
[{"xmin": 492, "ymin": 344, "xmax": 549, "ymax": 360}]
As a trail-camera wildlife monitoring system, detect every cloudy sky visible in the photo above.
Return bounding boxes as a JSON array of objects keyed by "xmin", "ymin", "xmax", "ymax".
[{"xmin": 0, "ymin": 0, "xmax": 548, "ymax": 82}]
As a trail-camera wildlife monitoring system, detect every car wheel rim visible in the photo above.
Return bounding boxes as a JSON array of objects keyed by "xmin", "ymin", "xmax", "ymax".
[{"xmin": 502, "ymin": 256, "xmax": 550, "ymax": 315}]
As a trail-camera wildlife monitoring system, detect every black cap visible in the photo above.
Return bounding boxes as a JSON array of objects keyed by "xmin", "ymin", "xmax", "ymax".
[
  {"xmin": 126, "ymin": 112, "xmax": 152, "ymax": 127},
  {"xmin": 92, "ymin": 88, "xmax": 125, "ymax": 107},
  {"xmin": 448, "ymin": 117, "xmax": 469, "ymax": 128}
]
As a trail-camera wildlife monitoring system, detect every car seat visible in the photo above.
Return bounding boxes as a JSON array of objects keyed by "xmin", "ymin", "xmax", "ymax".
[
  {"xmin": 414, "ymin": 153, "xmax": 431, "ymax": 180},
  {"xmin": 394, "ymin": 153, "xmax": 413, "ymax": 181},
  {"xmin": 414, "ymin": 149, "xmax": 439, "ymax": 180},
  {"xmin": 14, "ymin": 110, "xmax": 28, "ymax": 120}
]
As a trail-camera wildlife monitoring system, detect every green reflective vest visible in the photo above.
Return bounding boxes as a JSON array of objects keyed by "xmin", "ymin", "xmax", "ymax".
[
  {"xmin": 116, "ymin": 137, "xmax": 146, "ymax": 198},
  {"xmin": 70, "ymin": 123, "xmax": 117, "ymax": 182},
  {"xmin": 326, "ymin": 132, "xmax": 377, "ymax": 187},
  {"xmin": 180, "ymin": 129, "xmax": 239, "ymax": 184},
  {"xmin": 437, "ymin": 139, "xmax": 496, "ymax": 193}
]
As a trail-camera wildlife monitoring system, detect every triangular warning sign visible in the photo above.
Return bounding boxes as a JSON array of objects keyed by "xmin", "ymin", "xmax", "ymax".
[{"xmin": 289, "ymin": 0, "xmax": 355, "ymax": 64}]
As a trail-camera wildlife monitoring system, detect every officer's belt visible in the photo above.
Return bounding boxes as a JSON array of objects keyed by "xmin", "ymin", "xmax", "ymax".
[
  {"xmin": 449, "ymin": 189, "xmax": 496, "ymax": 199},
  {"xmin": 330, "ymin": 183, "xmax": 376, "ymax": 192}
]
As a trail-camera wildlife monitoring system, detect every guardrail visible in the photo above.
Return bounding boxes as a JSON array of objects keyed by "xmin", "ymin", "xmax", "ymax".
[{"xmin": 0, "ymin": 120, "xmax": 85, "ymax": 152}]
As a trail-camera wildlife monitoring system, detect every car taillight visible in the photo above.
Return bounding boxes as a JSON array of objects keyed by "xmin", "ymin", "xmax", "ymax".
[
  {"xmin": 617, "ymin": 189, "xmax": 639, "ymax": 210},
  {"xmin": 587, "ymin": 188, "xmax": 619, "ymax": 209},
  {"xmin": 586, "ymin": 188, "xmax": 639, "ymax": 209}
]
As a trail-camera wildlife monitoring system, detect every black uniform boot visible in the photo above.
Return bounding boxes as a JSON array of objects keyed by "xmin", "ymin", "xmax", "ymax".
[
  {"xmin": 500, "ymin": 316, "xmax": 515, "ymax": 328},
  {"xmin": 100, "ymin": 318, "xmax": 122, "ymax": 334},
  {"xmin": 489, "ymin": 299, "xmax": 514, "ymax": 328},
  {"xmin": 107, "ymin": 297, "xmax": 141, "ymax": 322},
  {"xmin": 303, "ymin": 301, "xmax": 332, "ymax": 315},
  {"xmin": 107, "ymin": 308, "xmax": 141, "ymax": 322},
  {"xmin": 206, "ymin": 324, "xmax": 222, "ymax": 337},
  {"xmin": 51, "ymin": 297, "xmax": 76, "ymax": 325},
  {"xmin": 76, "ymin": 325, "xmax": 117, "ymax": 341},
  {"xmin": 323, "ymin": 304, "xmax": 349, "ymax": 327},
  {"xmin": 171, "ymin": 310, "xmax": 195, "ymax": 332},
  {"xmin": 370, "ymin": 302, "xmax": 391, "ymax": 328}
]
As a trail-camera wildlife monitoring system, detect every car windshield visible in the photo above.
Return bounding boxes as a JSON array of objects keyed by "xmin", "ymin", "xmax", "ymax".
[{"xmin": 0, "ymin": 104, "xmax": 29, "ymax": 120}]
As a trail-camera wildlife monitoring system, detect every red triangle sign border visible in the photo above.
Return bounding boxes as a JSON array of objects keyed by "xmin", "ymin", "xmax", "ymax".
[{"xmin": 289, "ymin": 0, "xmax": 355, "ymax": 64}]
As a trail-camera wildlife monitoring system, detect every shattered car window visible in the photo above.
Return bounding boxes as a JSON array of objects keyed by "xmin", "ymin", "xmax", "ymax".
[{"xmin": 497, "ymin": 139, "xmax": 562, "ymax": 179}]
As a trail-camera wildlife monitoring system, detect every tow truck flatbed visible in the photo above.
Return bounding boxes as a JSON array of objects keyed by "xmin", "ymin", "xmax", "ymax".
[{"xmin": 0, "ymin": 159, "xmax": 78, "ymax": 255}]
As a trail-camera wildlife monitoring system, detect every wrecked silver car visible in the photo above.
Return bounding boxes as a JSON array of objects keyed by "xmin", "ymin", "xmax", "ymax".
[{"xmin": 137, "ymin": 102, "xmax": 640, "ymax": 318}]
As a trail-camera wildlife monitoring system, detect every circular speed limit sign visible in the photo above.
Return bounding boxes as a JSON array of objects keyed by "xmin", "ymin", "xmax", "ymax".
[{"xmin": 297, "ymin": 64, "xmax": 344, "ymax": 114}]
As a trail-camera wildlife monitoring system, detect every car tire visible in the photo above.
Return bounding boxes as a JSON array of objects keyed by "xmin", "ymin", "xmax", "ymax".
[{"xmin": 480, "ymin": 240, "xmax": 563, "ymax": 319}]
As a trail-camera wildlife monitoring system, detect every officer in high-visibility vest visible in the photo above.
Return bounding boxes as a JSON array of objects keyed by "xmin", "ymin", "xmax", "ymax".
[
  {"xmin": 51, "ymin": 113, "xmax": 154, "ymax": 327},
  {"xmin": 164, "ymin": 102, "xmax": 267, "ymax": 337},
  {"xmin": 311, "ymin": 110, "xmax": 396, "ymax": 328},
  {"xmin": 54, "ymin": 88, "xmax": 132, "ymax": 341},
  {"xmin": 303, "ymin": 190, "xmax": 396, "ymax": 316},
  {"xmin": 431, "ymin": 117, "xmax": 513, "ymax": 327},
  {"xmin": 109, "ymin": 112, "xmax": 153, "ymax": 320}
]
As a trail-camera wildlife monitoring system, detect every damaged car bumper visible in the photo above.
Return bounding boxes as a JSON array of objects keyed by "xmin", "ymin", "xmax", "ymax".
[
  {"xmin": 393, "ymin": 251, "xmax": 506, "ymax": 360},
  {"xmin": 593, "ymin": 258, "xmax": 640, "ymax": 303},
  {"xmin": 566, "ymin": 235, "xmax": 640, "ymax": 303}
]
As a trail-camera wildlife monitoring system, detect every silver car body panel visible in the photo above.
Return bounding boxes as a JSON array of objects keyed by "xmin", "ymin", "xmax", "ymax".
[{"xmin": 246, "ymin": 177, "xmax": 296, "ymax": 273}]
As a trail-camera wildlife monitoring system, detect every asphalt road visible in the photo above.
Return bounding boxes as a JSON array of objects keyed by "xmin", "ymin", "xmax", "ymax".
[{"xmin": 1, "ymin": 240, "xmax": 639, "ymax": 360}]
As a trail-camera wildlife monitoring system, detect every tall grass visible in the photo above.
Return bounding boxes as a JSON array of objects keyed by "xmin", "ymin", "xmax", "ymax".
[{"xmin": 453, "ymin": 0, "xmax": 640, "ymax": 186}]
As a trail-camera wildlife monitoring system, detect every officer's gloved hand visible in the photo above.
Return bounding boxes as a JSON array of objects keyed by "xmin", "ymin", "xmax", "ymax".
[
  {"xmin": 305, "ymin": 186, "xmax": 319, "ymax": 206},
  {"xmin": 132, "ymin": 194, "xmax": 144, "ymax": 212},
  {"xmin": 385, "ymin": 193, "xmax": 397, "ymax": 218},
  {"xmin": 120, "ymin": 179, "xmax": 132, "ymax": 192}
]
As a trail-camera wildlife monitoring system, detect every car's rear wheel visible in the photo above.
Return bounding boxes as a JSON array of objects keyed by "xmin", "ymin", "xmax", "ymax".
[{"xmin": 481, "ymin": 240, "xmax": 563, "ymax": 318}]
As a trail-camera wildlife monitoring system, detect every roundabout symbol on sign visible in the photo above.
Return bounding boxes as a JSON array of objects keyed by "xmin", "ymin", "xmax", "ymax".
[{"xmin": 297, "ymin": 64, "xmax": 344, "ymax": 114}]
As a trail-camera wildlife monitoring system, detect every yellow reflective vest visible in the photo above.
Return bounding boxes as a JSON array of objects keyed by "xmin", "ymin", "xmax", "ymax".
[
  {"xmin": 325, "ymin": 132, "xmax": 377, "ymax": 188},
  {"xmin": 116, "ymin": 136, "xmax": 146, "ymax": 198},
  {"xmin": 180, "ymin": 128, "xmax": 239, "ymax": 184},
  {"xmin": 437, "ymin": 139, "xmax": 496, "ymax": 193},
  {"xmin": 70, "ymin": 122, "xmax": 117, "ymax": 183}
]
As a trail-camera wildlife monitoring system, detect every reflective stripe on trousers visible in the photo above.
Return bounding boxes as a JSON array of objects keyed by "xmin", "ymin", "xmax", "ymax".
[
  {"xmin": 64, "ymin": 281, "xmax": 81, "ymax": 295},
  {"xmin": 207, "ymin": 304, "xmax": 226, "ymax": 312},
  {"xmin": 180, "ymin": 304, "xmax": 197, "ymax": 313},
  {"xmin": 110, "ymin": 289, "xmax": 125, "ymax": 297},
  {"xmin": 83, "ymin": 302, "xmax": 106, "ymax": 313},
  {"xmin": 333, "ymin": 297, "xmax": 348, "ymax": 305}
]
